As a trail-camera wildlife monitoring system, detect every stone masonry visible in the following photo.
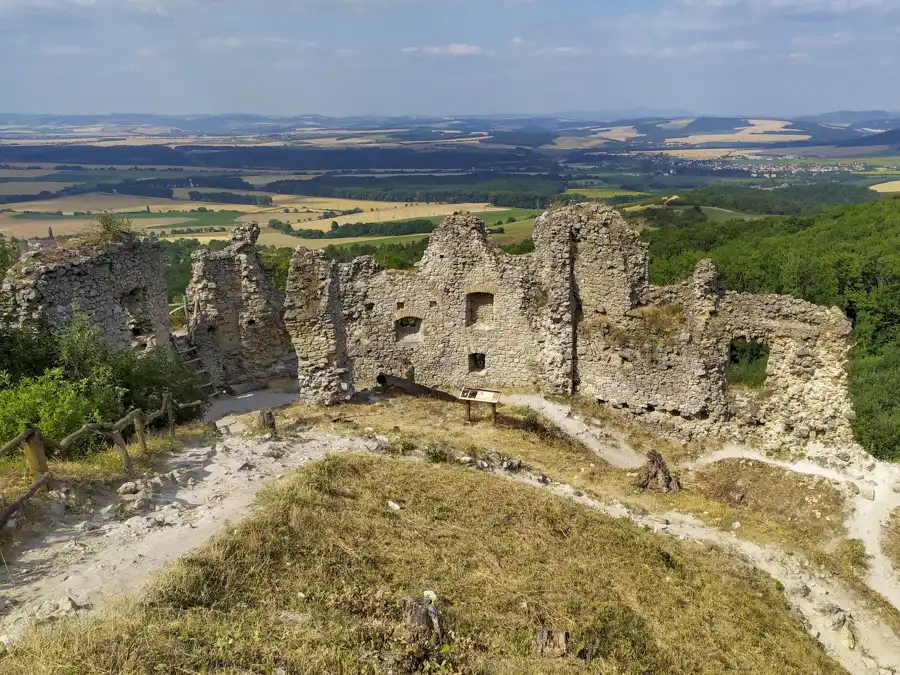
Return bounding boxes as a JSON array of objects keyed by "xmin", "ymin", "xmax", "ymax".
[
  {"xmin": 1, "ymin": 235, "xmax": 171, "ymax": 352},
  {"xmin": 279, "ymin": 204, "xmax": 857, "ymax": 449},
  {"xmin": 185, "ymin": 224, "xmax": 296, "ymax": 391}
]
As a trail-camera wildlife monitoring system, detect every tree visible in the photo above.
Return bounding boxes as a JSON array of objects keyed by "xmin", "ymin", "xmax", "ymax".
[{"xmin": 331, "ymin": 221, "xmax": 339, "ymax": 232}]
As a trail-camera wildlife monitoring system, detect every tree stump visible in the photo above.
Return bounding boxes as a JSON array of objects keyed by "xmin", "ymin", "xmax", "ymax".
[
  {"xmin": 258, "ymin": 409, "xmax": 278, "ymax": 438},
  {"xmin": 636, "ymin": 450, "xmax": 681, "ymax": 493},
  {"xmin": 536, "ymin": 626, "xmax": 569, "ymax": 658},
  {"xmin": 403, "ymin": 596, "xmax": 444, "ymax": 641}
]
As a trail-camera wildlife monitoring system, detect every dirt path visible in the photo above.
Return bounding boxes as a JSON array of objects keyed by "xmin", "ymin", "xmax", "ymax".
[
  {"xmin": 684, "ymin": 443, "xmax": 900, "ymax": 613},
  {"xmin": 506, "ymin": 394, "xmax": 644, "ymax": 469},
  {"xmin": 0, "ymin": 430, "xmax": 378, "ymax": 642}
]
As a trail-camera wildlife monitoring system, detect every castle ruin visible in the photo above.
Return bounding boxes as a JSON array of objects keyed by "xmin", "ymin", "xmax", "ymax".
[
  {"xmin": 1, "ymin": 236, "xmax": 171, "ymax": 352},
  {"xmin": 0, "ymin": 204, "xmax": 856, "ymax": 450}
]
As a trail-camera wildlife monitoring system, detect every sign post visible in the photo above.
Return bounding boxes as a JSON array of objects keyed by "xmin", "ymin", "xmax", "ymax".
[{"xmin": 458, "ymin": 387, "xmax": 502, "ymax": 425}]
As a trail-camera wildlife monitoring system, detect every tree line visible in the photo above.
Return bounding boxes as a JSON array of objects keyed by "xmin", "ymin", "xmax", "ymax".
[{"xmin": 642, "ymin": 196, "xmax": 900, "ymax": 460}]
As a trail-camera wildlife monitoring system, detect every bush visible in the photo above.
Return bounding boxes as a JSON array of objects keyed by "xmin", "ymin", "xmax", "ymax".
[
  {"xmin": 0, "ymin": 369, "xmax": 121, "ymax": 446},
  {"xmin": 423, "ymin": 440, "xmax": 455, "ymax": 463},
  {"xmin": 0, "ymin": 313, "xmax": 204, "ymax": 452},
  {"xmin": 80, "ymin": 211, "xmax": 133, "ymax": 247}
]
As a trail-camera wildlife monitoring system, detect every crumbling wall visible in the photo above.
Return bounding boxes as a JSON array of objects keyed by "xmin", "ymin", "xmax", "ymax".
[
  {"xmin": 193, "ymin": 203, "xmax": 856, "ymax": 451},
  {"xmin": 286, "ymin": 213, "xmax": 549, "ymax": 403},
  {"xmin": 186, "ymin": 224, "xmax": 295, "ymax": 390},
  {"xmin": 1, "ymin": 236, "xmax": 170, "ymax": 351}
]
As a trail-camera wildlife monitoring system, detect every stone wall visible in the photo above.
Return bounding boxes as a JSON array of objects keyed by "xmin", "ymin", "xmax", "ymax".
[
  {"xmin": 189, "ymin": 203, "xmax": 856, "ymax": 450},
  {"xmin": 185, "ymin": 224, "xmax": 295, "ymax": 391},
  {"xmin": 286, "ymin": 213, "xmax": 549, "ymax": 403},
  {"xmin": 1, "ymin": 236, "xmax": 171, "ymax": 352}
]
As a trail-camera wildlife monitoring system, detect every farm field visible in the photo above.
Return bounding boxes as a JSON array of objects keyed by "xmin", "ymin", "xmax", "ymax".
[
  {"xmin": 871, "ymin": 180, "xmax": 900, "ymax": 193},
  {"xmin": 1, "ymin": 192, "xmax": 254, "ymax": 214},
  {"xmin": 564, "ymin": 187, "xmax": 648, "ymax": 199},
  {"xmin": 667, "ymin": 119, "xmax": 812, "ymax": 145},
  {"xmin": 0, "ymin": 181, "xmax": 80, "ymax": 195}
]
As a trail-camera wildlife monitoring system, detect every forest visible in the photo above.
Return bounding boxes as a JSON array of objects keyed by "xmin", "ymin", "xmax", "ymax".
[
  {"xmin": 643, "ymin": 197, "xmax": 900, "ymax": 459},
  {"xmin": 266, "ymin": 173, "xmax": 564, "ymax": 208},
  {"xmin": 669, "ymin": 183, "xmax": 879, "ymax": 215}
]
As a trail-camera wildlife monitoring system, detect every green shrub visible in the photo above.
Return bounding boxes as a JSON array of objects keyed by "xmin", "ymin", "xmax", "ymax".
[
  {"xmin": 423, "ymin": 440, "xmax": 455, "ymax": 463},
  {"xmin": 80, "ymin": 211, "xmax": 133, "ymax": 248},
  {"xmin": 0, "ymin": 313, "xmax": 204, "ymax": 452},
  {"xmin": 0, "ymin": 369, "xmax": 121, "ymax": 446},
  {"xmin": 726, "ymin": 340, "xmax": 770, "ymax": 389}
]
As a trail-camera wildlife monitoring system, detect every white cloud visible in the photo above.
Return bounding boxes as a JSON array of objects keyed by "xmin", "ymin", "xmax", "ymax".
[
  {"xmin": 38, "ymin": 44, "xmax": 86, "ymax": 56},
  {"xmin": 510, "ymin": 36, "xmax": 523, "ymax": 46},
  {"xmin": 789, "ymin": 31, "xmax": 852, "ymax": 47},
  {"xmin": 405, "ymin": 43, "xmax": 484, "ymax": 56},
  {"xmin": 201, "ymin": 36, "xmax": 314, "ymax": 49},
  {"xmin": 135, "ymin": 46, "xmax": 157, "ymax": 57},
  {"xmin": 688, "ymin": 39, "xmax": 755, "ymax": 52},
  {"xmin": 535, "ymin": 46, "xmax": 584, "ymax": 56}
]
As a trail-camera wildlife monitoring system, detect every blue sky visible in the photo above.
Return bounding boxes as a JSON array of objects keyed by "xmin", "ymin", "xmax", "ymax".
[{"xmin": 0, "ymin": 0, "xmax": 898, "ymax": 117}]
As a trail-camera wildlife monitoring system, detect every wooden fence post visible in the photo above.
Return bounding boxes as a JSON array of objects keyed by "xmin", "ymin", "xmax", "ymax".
[
  {"xmin": 110, "ymin": 430, "xmax": 134, "ymax": 475},
  {"xmin": 22, "ymin": 423, "xmax": 48, "ymax": 475},
  {"xmin": 133, "ymin": 410, "xmax": 148, "ymax": 454},
  {"xmin": 163, "ymin": 392, "xmax": 175, "ymax": 437}
]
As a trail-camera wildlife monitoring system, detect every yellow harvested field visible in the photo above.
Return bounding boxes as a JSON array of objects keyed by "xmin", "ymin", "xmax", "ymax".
[
  {"xmin": 2, "ymin": 193, "xmax": 264, "ymax": 215},
  {"xmin": 161, "ymin": 228, "xmax": 379, "ymax": 250},
  {"xmin": 235, "ymin": 201, "xmax": 502, "ymax": 231},
  {"xmin": 241, "ymin": 173, "xmax": 321, "ymax": 185},
  {"xmin": 668, "ymin": 119, "xmax": 811, "ymax": 145},
  {"xmin": 591, "ymin": 125, "xmax": 642, "ymax": 142},
  {"xmin": 0, "ymin": 182, "xmax": 80, "ymax": 196},
  {"xmin": 871, "ymin": 180, "xmax": 900, "ymax": 193},
  {"xmin": 656, "ymin": 118, "xmax": 696, "ymax": 131},
  {"xmin": 0, "ymin": 214, "xmax": 196, "ymax": 238}
]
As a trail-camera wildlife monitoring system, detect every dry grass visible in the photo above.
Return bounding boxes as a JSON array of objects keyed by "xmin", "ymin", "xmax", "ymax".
[
  {"xmin": 885, "ymin": 509, "xmax": 900, "ymax": 571},
  {"xmin": 0, "ymin": 432, "xmax": 183, "ymax": 507},
  {"xmin": 276, "ymin": 393, "xmax": 853, "ymax": 567},
  {"xmin": 0, "ymin": 454, "xmax": 844, "ymax": 674}
]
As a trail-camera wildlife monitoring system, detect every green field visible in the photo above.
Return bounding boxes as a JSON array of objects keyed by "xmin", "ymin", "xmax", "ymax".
[
  {"xmin": 565, "ymin": 187, "xmax": 648, "ymax": 199},
  {"xmin": 673, "ymin": 205, "xmax": 765, "ymax": 222}
]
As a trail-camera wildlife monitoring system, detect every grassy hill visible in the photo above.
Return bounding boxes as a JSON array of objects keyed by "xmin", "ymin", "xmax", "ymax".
[{"xmin": 3, "ymin": 453, "xmax": 844, "ymax": 675}]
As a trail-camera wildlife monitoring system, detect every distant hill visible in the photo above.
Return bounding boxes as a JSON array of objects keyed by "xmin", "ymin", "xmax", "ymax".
[
  {"xmin": 836, "ymin": 127, "xmax": 900, "ymax": 147},
  {"xmin": 679, "ymin": 117, "xmax": 749, "ymax": 134},
  {"xmin": 796, "ymin": 110, "xmax": 898, "ymax": 125}
]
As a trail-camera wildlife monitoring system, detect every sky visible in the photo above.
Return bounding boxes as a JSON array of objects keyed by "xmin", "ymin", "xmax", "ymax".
[{"xmin": 0, "ymin": 0, "xmax": 899, "ymax": 118}]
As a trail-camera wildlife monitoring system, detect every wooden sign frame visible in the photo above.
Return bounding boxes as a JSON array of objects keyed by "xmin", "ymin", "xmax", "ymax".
[{"xmin": 458, "ymin": 388, "xmax": 502, "ymax": 424}]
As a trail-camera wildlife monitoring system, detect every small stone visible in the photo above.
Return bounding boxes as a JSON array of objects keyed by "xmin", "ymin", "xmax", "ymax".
[
  {"xmin": 860, "ymin": 488, "xmax": 876, "ymax": 502},
  {"xmin": 787, "ymin": 583, "xmax": 811, "ymax": 599},
  {"xmin": 423, "ymin": 590, "xmax": 438, "ymax": 603},
  {"xmin": 458, "ymin": 456, "xmax": 473, "ymax": 465},
  {"xmin": 387, "ymin": 501, "xmax": 402, "ymax": 511},
  {"xmin": 731, "ymin": 521, "xmax": 741, "ymax": 532},
  {"xmin": 117, "ymin": 482, "xmax": 141, "ymax": 496}
]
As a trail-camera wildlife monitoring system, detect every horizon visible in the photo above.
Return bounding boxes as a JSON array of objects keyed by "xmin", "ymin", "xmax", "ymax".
[{"xmin": 1, "ymin": 0, "xmax": 899, "ymax": 118}]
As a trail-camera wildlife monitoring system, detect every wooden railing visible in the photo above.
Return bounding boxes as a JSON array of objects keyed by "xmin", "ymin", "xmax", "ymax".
[{"xmin": 0, "ymin": 392, "xmax": 202, "ymax": 529}]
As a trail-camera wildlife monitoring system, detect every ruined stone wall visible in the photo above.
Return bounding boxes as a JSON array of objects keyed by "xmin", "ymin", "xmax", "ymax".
[
  {"xmin": 286, "ymin": 213, "xmax": 550, "ymax": 403},
  {"xmin": 186, "ymin": 224, "xmax": 295, "ymax": 390},
  {"xmin": 1, "ymin": 236, "xmax": 171, "ymax": 352},
  {"xmin": 190, "ymin": 203, "xmax": 856, "ymax": 451}
]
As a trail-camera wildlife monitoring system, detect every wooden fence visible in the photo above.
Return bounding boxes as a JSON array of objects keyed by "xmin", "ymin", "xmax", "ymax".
[{"xmin": 0, "ymin": 392, "xmax": 202, "ymax": 529}]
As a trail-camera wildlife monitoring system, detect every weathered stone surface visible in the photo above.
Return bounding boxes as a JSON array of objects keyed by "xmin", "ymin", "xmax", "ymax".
[
  {"xmin": 1, "ymin": 236, "xmax": 171, "ymax": 352},
  {"xmin": 185, "ymin": 224, "xmax": 297, "ymax": 389}
]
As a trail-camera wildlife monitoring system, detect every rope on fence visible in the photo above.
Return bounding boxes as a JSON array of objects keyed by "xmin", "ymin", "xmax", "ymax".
[{"xmin": 0, "ymin": 393, "xmax": 204, "ymax": 530}]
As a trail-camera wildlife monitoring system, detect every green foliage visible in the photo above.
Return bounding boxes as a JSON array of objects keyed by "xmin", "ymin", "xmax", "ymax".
[
  {"xmin": 727, "ymin": 340, "xmax": 770, "ymax": 389},
  {"xmin": 324, "ymin": 239, "xmax": 429, "ymax": 269},
  {"xmin": 159, "ymin": 239, "xmax": 203, "ymax": 301},
  {"xmin": 501, "ymin": 238, "xmax": 535, "ymax": 255},
  {"xmin": 643, "ymin": 199, "xmax": 900, "ymax": 459},
  {"xmin": 269, "ymin": 217, "xmax": 439, "ymax": 240},
  {"xmin": 0, "ymin": 369, "xmax": 117, "ymax": 445},
  {"xmin": 81, "ymin": 211, "xmax": 133, "ymax": 247},
  {"xmin": 0, "ymin": 233, "xmax": 19, "ymax": 278},
  {"xmin": 0, "ymin": 313, "xmax": 204, "ymax": 452},
  {"xmin": 0, "ymin": 323, "xmax": 61, "ymax": 381},
  {"xmin": 669, "ymin": 183, "xmax": 878, "ymax": 216}
]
